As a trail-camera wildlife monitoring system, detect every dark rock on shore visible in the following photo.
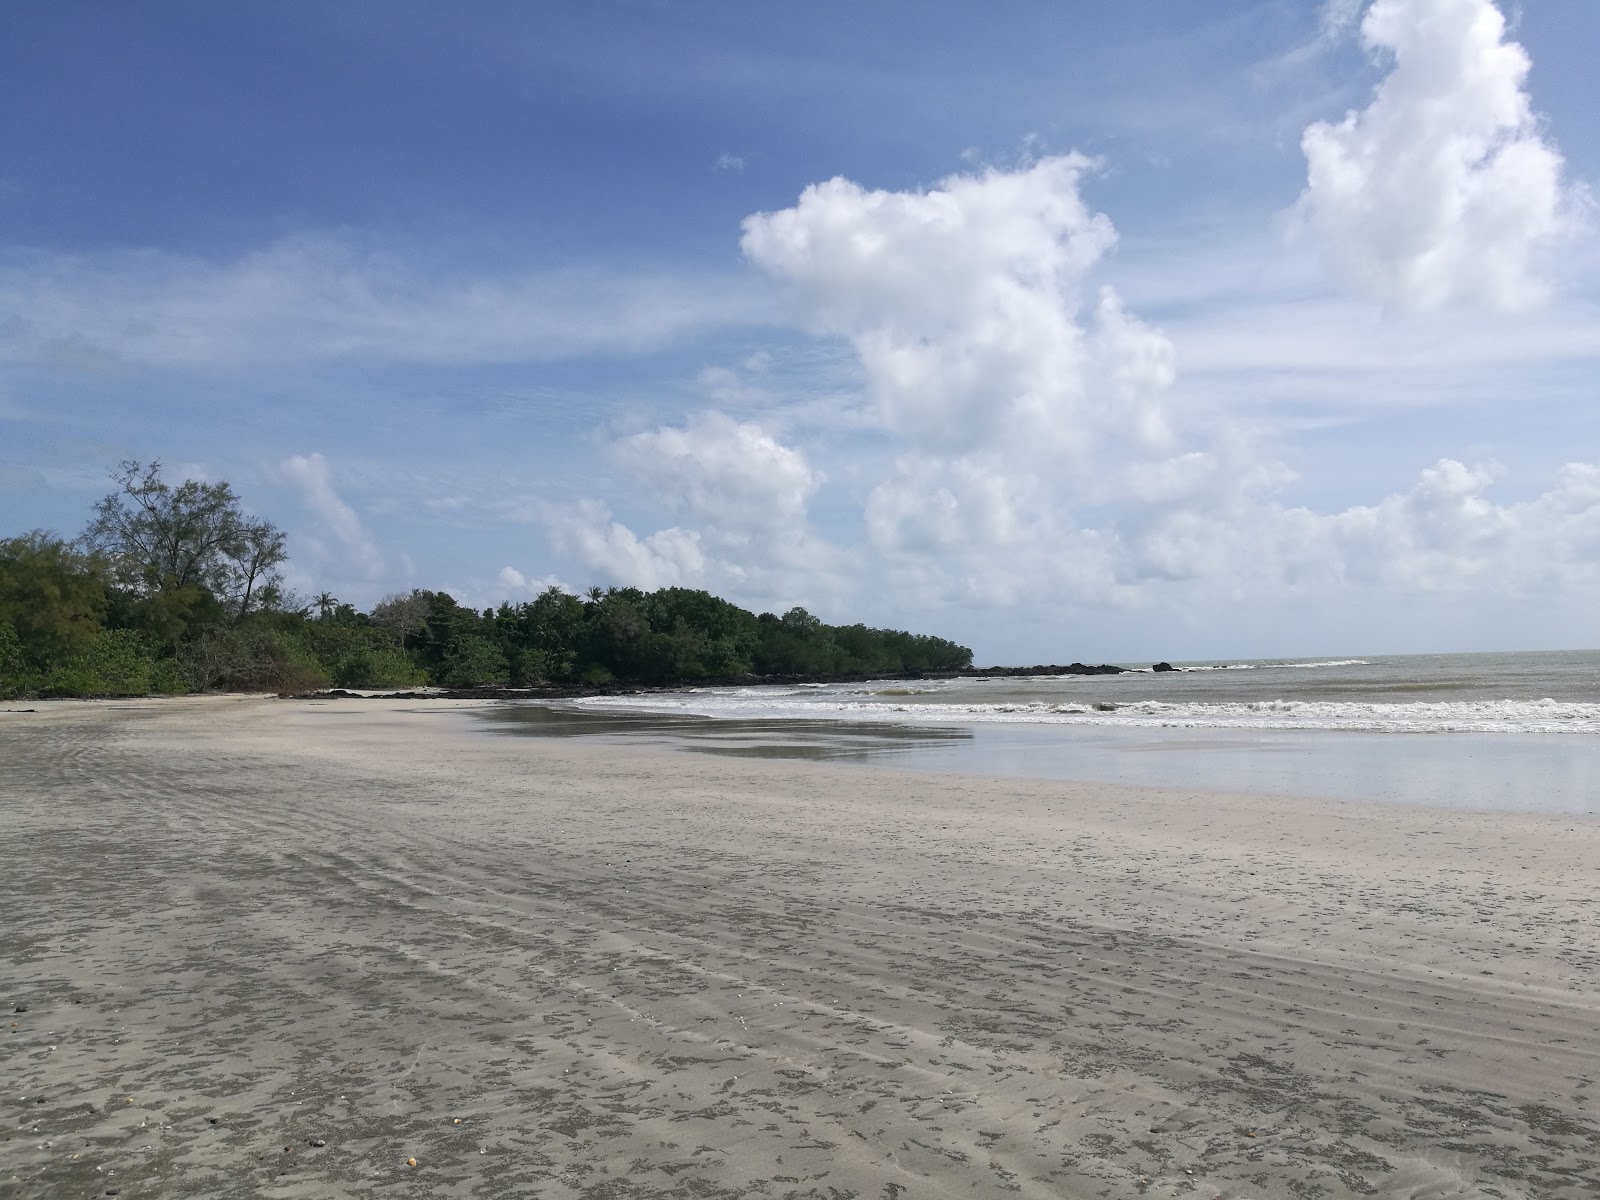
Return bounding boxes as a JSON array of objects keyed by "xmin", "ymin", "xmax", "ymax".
[
  {"xmin": 290, "ymin": 661, "xmax": 1133, "ymax": 703},
  {"xmin": 1152, "ymin": 662, "xmax": 1179, "ymax": 672}
]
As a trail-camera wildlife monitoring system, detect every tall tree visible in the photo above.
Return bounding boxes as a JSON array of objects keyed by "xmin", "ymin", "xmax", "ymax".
[
  {"xmin": 83, "ymin": 460, "xmax": 287, "ymax": 622},
  {"xmin": 226, "ymin": 517, "xmax": 288, "ymax": 619},
  {"xmin": 370, "ymin": 589, "xmax": 431, "ymax": 648}
]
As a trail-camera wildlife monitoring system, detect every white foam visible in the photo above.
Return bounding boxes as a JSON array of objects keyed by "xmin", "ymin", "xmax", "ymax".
[{"xmin": 572, "ymin": 692, "xmax": 1600, "ymax": 734}]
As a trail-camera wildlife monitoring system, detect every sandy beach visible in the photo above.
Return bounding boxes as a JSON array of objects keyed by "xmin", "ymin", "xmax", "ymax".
[{"xmin": 3, "ymin": 697, "xmax": 1597, "ymax": 1199}]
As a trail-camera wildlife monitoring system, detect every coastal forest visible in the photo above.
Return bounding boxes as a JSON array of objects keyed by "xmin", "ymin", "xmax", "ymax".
[{"xmin": 0, "ymin": 461, "xmax": 972, "ymax": 699}]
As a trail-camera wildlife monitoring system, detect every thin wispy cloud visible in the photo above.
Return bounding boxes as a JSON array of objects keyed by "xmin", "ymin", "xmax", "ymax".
[{"xmin": 0, "ymin": 238, "xmax": 777, "ymax": 371}]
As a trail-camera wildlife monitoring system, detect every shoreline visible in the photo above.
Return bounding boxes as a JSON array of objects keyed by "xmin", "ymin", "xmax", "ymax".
[
  {"xmin": 474, "ymin": 702, "xmax": 1600, "ymax": 816},
  {"xmin": 295, "ymin": 660, "xmax": 1134, "ymax": 704},
  {"xmin": 1, "ymin": 661, "xmax": 1136, "ymax": 707},
  {"xmin": 5, "ymin": 696, "xmax": 1598, "ymax": 1198}
]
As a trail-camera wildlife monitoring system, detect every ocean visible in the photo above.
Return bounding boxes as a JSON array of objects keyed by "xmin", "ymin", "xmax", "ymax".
[
  {"xmin": 567, "ymin": 649, "xmax": 1600, "ymax": 734},
  {"xmin": 482, "ymin": 649, "xmax": 1600, "ymax": 813}
]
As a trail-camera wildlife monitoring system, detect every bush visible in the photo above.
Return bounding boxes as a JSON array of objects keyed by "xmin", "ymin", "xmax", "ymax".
[
  {"xmin": 35, "ymin": 628, "xmax": 159, "ymax": 697},
  {"xmin": 180, "ymin": 626, "xmax": 330, "ymax": 693},
  {"xmin": 150, "ymin": 657, "xmax": 188, "ymax": 694},
  {"xmin": 334, "ymin": 646, "xmax": 426, "ymax": 689},
  {"xmin": 439, "ymin": 636, "xmax": 508, "ymax": 687},
  {"xmin": 0, "ymin": 622, "xmax": 25, "ymax": 699},
  {"xmin": 511, "ymin": 648, "xmax": 553, "ymax": 685}
]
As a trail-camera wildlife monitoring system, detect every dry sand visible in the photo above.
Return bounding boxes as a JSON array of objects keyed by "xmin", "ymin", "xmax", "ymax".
[{"xmin": 2, "ymin": 696, "xmax": 1597, "ymax": 1199}]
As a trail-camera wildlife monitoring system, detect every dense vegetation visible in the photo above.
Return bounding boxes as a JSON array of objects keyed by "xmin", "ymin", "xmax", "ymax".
[{"xmin": 0, "ymin": 462, "xmax": 972, "ymax": 699}]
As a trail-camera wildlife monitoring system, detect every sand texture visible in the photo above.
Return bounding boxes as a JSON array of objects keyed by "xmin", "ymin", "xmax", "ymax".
[{"xmin": 2, "ymin": 697, "xmax": 1598, "ymax": 1199}]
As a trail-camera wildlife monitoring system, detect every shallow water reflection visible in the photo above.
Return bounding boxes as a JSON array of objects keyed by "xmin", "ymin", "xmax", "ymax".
[
  {"xmin": 476, "ymin": 702, "xmax": 1600, "ymax": 815},
  {"xmin": 479, "ymin": 703, "xmax": 971, "ymax": 763}
]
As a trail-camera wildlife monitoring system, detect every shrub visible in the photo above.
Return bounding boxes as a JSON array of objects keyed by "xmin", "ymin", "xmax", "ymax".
[
  {"xmin": 334, "ymin": 646, "xmax": 425, "ymax": 689},
  {"xmin": 180, "ymin": 626, "xmax": 330, "ymax": 693},
  {"xmin": 35, "ymin": 629, "xmax": 159, "ymax": 697},
  {"xmin": 439, "ymin": 636, "xmax": 508, "ymax": 687},
  {"xmin": 0, "ymin": 622, "xmax": 25, "ymax": 699},
  {"xmin": 511, "ymin": 648, "xmax": 552, "ymax": 685}
]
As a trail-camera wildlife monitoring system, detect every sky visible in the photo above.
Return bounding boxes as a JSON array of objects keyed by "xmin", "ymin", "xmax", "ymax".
[{"xmin": 3, "ymin": 0, "xmax": 1598, "ymax": 663}]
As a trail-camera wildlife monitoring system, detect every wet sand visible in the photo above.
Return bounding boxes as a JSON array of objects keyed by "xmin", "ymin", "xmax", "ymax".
[{"xmin": 3, "ymin": 696, "xmax": 1597, "ymax": 1199}]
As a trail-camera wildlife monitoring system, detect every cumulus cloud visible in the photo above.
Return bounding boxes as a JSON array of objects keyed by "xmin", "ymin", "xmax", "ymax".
[
  {"xmin": 611, "ymin": 412, "xmax": 820, "ymax": 535},
  {"xmin": 536, "ymin": 148, "xmax": 1598, "ymax": 650},
  {"xmin": 539, "ymin": 499, "xmax": 706, "ymax": 592},
  {"xmin": 1314, "ymin": 458, "xmax": 1600, "ymax": 591},
  {"xmin": 1109, "ymin": 457, "xmax": 1600, "ymax": 602},
  {"xmin": 496, "ymin": 565, "xmax": 568, "ymax": 596},
  {"xmin": 268, "ymin": 452, "xmax": 385, "ymax": 582},
  {"xmin": 865, "ymin": 455, "xmax": 1045, "ymax": 556},
  {"xmin": 741, "ymin": 155, "xmax": 1176, "ymax": 457},
  {"xmin": 1297, "ymin": 0, "xmax": 1581, "ymax": 310}
]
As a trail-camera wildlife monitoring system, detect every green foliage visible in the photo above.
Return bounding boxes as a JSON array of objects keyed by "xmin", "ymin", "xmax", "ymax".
[
  {"xmin": 178, "ymin": 625, "xmax": 329, "ymax": 693},
  {"xmin": 0, "ymin": 621, "xmax": 26, "ymax": 698},
  {"xmin": 510, "ymin": 647, "xmax": 554, "ymax": 685},
  {"xmin": 334, "ymin": 646, "xmax": 425, "ymax": 689},
  {"xmin": 84, "ymin": 460, "xmax": 287, "ymax": 621},
  {"xmin": 439, "ymin": 635, "xmax": 509, "ymax": 687},
  {"xmin": 0, "ymin": 532, "xmax": 109, "ymax": 666},
  {"xmin": 36, "ymin": 629, "xmax": 161, "ymax": 697},
  {"xmin": 149, "ymin": 657, "xmax": 188, "ymax": 695},
  {"xmin": 2, "ymin": 461, "xmax": 974, "ymax": 696},
  {"xmin": 478, "ymin": 587, "xmax": 970, "ymax": 685}
]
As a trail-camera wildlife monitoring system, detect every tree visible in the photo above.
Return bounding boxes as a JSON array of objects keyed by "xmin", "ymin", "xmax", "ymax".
[
  {"xmin": 227, "ymin": 517, "xmax": 288, "ymax": 618},
  {"xmin": 370, "ymin": 589, "xmax": 430, "ymax": 648},
  {"xmin": 438, "ymin": 635, "xmax": 508, "ymax": 687},
  {"xmin": 0, "ymin": 532, "xmax": 109, "ymax": 666},
  {"xmin": 83, "ymin": 460, "xmax": 288, "ymax": 622},
  {"xmin": 314, "ymin": 592, "xmax": 339, "ymax": 621}
]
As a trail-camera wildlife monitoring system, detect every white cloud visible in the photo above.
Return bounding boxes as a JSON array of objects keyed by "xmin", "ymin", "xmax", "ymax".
[
  {"xmin": 741, "ymin": 156, "xmax": 1177, "ymax": 457},
  {"xmin": 269, "ymin": 452, "xmax": 385, "ymax": 582},
  {"xmin": 1314, "ymin": 458, "xmax": 1600, "ymax": 591},
  {"xmin": 0, "ymin": 237, "xmax": 773, "ymax": 370},
  {"xmin": 1320, "ymin": 0, "xmax": 1365, "ymax": 40},
  {"xmin": 539, "ymin": 499, "xmax": 706, "ymax": 591},
  {"xmin": 496, "ymin": 565, "xmax": 568, "ymax": 596},
  {"xmin": 610, "ymin": 411, "xmax": 820, "ymax": 534},
  {"xmin": 1296, "ymin": 0, "xmax": 1581, "ymax": 310},
  {"xmin": 530, "ymin": 149, "xmax": 1598, "ymax": 652},
  {"xmin": 467, "ymin": 565, "xmax": 578, "ymax": 610},
  {"xmin": 865, "ymin": 455, "xmax": 1045, "ymax": 555},
  {"xmin": 1106, "ymin": 457, "xmax": 1600, "ymax": 601}
]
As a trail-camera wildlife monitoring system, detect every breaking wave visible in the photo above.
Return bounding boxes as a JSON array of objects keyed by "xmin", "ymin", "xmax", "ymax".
[{"xmin": 572, "ymin": 692, "xmax": 1600, "ymax": 734}]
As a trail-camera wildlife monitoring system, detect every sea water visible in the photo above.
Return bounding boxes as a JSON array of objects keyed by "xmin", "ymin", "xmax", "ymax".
[
  {"xmin": 484, "ymin": 650, "xmax": 1600, "ymax": 813},
  {"xmin": 568, "ymin": 650, "xmax": 1600, "ymax": 733}
]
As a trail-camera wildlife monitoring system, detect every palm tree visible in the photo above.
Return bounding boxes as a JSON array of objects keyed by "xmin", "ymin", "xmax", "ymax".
[{"xmin": 315, "ymin": 591, "xmax": 339, "ymax": 621}]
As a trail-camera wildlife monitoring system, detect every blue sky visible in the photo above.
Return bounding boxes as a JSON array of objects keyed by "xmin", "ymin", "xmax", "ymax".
[{"xmin": 3, "ymin": 0, "xmax": 1598, "ymax": 662}]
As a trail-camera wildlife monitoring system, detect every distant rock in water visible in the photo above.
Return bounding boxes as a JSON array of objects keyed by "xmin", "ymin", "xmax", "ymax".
[
  {"xmin": 1152, "ymin": 662, "xmax": 1178, "ymax": 672},
  {"xmin": 965, "ymin": 662, "xmax": 1125, "ymax": 677}
]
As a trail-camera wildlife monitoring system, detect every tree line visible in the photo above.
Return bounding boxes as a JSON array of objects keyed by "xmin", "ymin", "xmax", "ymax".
[{"xmin": 0, "ymin": 461, "xmax": 972, "ymax": 698}]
